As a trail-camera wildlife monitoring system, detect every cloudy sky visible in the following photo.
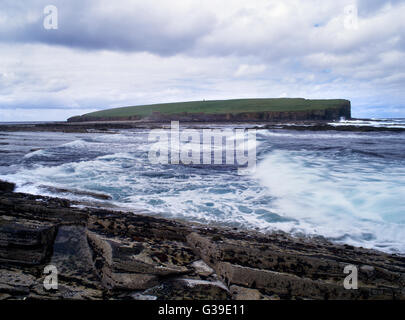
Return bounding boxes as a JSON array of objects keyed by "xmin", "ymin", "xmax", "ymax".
[{"xmin": 0, "ymin": 0, "xmax": 404, "ymax": 121}]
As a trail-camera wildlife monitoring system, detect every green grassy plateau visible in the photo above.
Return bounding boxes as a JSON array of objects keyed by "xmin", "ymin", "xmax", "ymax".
[{"xmin": 71, "ymin": 98, "xmax": 349, "ymax": 120}]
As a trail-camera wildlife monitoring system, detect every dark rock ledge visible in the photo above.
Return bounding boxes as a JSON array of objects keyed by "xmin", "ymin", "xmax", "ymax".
[{"xmin": 0, "ymin": 181, "xmax": 404, "ymax": 300}]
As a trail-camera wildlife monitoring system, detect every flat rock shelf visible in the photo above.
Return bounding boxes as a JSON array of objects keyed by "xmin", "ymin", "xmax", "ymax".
[{"xmin": 0, "ymin": 181, "xmax": 404, "ymax": 300}]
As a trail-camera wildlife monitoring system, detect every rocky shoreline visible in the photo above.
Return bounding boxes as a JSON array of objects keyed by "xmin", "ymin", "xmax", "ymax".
[{"xmin": 1, "ymin": 180, "xmax": 404, "ymax": 300}]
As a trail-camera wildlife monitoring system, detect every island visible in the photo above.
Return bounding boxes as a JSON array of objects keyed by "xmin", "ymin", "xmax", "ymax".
[{"xmin": 67, "ymin": 98, "xmax": 351, "ymax": 122}]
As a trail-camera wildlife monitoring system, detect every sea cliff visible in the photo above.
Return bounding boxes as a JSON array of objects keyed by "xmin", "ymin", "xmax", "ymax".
[{"xmin": 67, "ymin": 99, "xmax": 351, "ymax": 123}]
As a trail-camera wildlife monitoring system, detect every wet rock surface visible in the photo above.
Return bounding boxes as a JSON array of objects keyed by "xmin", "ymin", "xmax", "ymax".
[
  {"xmin": 0, "ymin": 186, "xmax": 404, "ymax": 300},
  {"xmin": 0, "ymin": 181, "xmax": 15, "ymax": 193}
]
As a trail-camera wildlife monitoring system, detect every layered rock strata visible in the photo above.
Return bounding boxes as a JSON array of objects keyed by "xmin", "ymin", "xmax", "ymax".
[{"xmin": 0, "ymin": 181, "xmax": 404, "ymax": 300}]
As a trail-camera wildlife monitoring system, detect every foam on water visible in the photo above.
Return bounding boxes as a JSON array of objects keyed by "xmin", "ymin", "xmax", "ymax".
[
  {"xmin": 260, "ymin": 130, "xmax": 403, "ymax": 140},
  {"xmin": 1, "ymin": 126, "xmax": 404, "ymax": 253},
  {"xmin": 329, "ymin": 118, "xmax": 405, "ymax": 128},
  {"xmin": 253, "ymin": 150, "xmax": 405, "ymax": 252}
]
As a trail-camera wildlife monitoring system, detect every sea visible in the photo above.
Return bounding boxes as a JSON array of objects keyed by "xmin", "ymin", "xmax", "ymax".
[{"xmin": 1, "ymin": 119, "xmax": 404, "ymax": 253}]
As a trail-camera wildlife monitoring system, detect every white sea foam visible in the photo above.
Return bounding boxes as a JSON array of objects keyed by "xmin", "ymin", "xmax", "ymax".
[
  {"xmin": 1, "ymin": 128, "xmax": 404, "ymax": 253},
  {"xmin": 258, "ymin": 130, "xmax": 403, "ymax": 140},
  {"xmin": 253, "ymin": 150, "xmax": 405, "ymax": 252},
  {"xmin": 328, "ymin": 119, "xmax": 405, "ymax": 128},
  {"xmin": 24, "ymin": 149, "xmax": 49, "ymax": 158}
]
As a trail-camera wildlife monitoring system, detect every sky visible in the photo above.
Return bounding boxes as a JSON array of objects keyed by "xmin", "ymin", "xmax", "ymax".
[{"xmin": 0, "ymin": 0, "xmax": 404, "ymax": 121}]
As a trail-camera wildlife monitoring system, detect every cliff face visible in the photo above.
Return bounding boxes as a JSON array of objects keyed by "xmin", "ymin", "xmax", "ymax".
[
  {"xmin": 146, "ymin": 105, "xmax": 351, "ymax": 122},
  {"xmin": 67, "ymin": 101, "xmax": 351, "ymax": 123}
]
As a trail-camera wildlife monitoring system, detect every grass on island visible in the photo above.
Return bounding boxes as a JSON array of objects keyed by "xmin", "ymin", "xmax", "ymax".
[{"xmin": 75, "ymin": 98, "xmax": 349, "ymax": 119}]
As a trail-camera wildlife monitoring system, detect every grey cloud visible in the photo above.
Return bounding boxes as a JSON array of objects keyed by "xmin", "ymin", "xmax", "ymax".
[
  {"xmin": 357, "ymin": 0, "xmax": 405, "ymax": 16},
  {"xmin": 1, "ymin": 0, "xmax": 404, "ymax": 60},
  {"xmin": 0, "ymin": 0, "xmax": 216, "ymax": 56}
]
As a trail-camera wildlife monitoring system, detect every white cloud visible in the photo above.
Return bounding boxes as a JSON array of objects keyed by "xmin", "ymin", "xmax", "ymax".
[
  {"xmin": 0, "ymin": 108, "xmax": 98, "ymax": 122},
  {"xmin": 234, "ymin": 64, "xmax": 267, "ymax": 77}
]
